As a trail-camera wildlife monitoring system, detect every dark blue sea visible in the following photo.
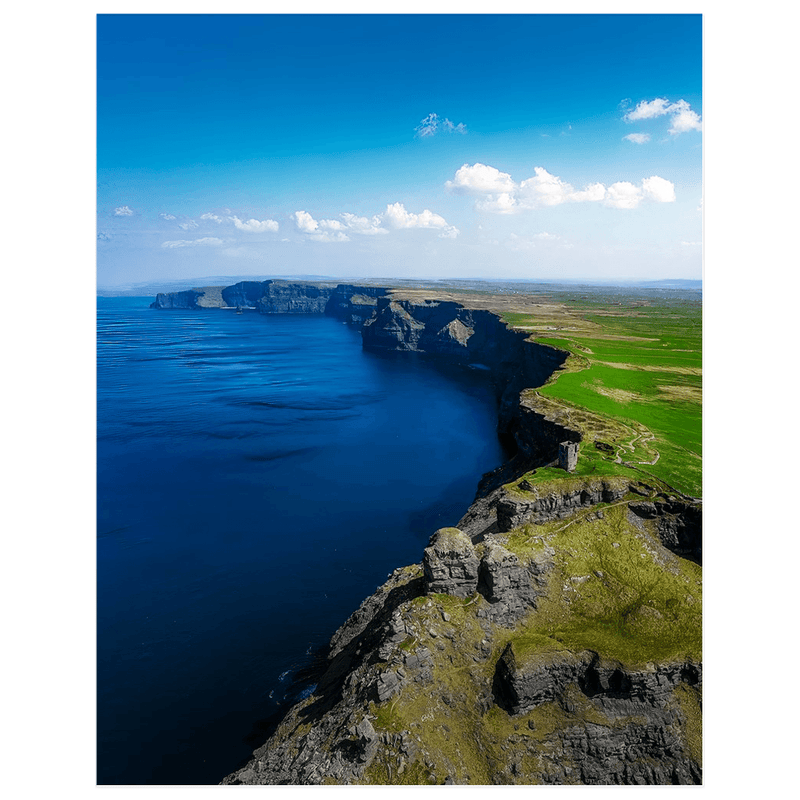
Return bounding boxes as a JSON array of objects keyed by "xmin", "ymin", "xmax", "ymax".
[{"xmin": 97, "ymin": 296, "xmax": 507, "ymax": 785}]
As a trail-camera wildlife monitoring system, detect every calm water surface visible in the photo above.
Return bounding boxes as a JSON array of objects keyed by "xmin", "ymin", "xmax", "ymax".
[{"xmin": 97, "ymin": 297, "xmax": 506, "ymax": 784}]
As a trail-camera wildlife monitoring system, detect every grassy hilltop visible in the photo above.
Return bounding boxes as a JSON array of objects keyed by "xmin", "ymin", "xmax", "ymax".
[{"xmin": 501, "ymin": 289, "xmax": 701, "ymax": 498}]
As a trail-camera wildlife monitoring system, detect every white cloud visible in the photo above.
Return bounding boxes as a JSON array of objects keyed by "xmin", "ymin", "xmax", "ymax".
[
  {"xmin": 442, "ymin": 119, "xmax": 467, "ymax": 134},
  {"xmin": 114, "ymin": 205, "xmax": 133, "ymax": 216},
  {"xmin": 642, "ymin": 175, "xmax": 676, "ymax": 203},
  {"xmin": 415, "ymin": 112, "xmax": 467, "ymax": 138},
  {"xmin": 159, "ymin": 213, "xmax": 176, "ymax": 220},
  {"xmin": 667, "ymin": 100, "xmax": 703, "ymax": 134},
  {"xmin": 416, "ymin": 114, "xmax": 438, "ymax": 138},
  {"xmin": 518, "ymin": 167, "xmax": 573, "ymax": 207},
  {"xmin": 201, "ymin": 213, "xmax": 223, "ymax": 224},
  {"xmin": 624, "ymin": 97, "xmax": 702, "ymax": 135},
  {"xmin": 178, "ymin": 219, "xmax": 198, "ymax": 231},
  {"xmin": 230, "ymin": 216, "xmax": 279, "ymax": 233},
  {"xmin": 340, "ymin": 212, "xmax": 388, "ymax": 236},
  {"xmin": 292, "ymin": 210, "xmax": 319, "ymax": 234},
  {"xmin": 623, "ymin": 133, "xmax": 651, "ymax": 144},
  {"xmin": 97, "ymin": 231, "xmax": 111, "ymax": 241},
  {"xmin": 449, "ymin": 163, "xmax": 674, "ymax": 213},
  {"xmin": 507, "ymin": 234, "xmax": 531, "ymax": 251},
  {"xmin": 382, "ymin": 202, "xmax": 459, "ymax": 238},
  {"xmin": 319, "ymin": 219, "xmax": 346, "ymax": 231},
  {"xmin": 507, "ymin": 232, "xmax": 561, "ymax": 251},
  {"xmin": 310, "ymin": 231, "xmax": 350, "ymax": 243},
  {"xmin": 476, "ymin": 192, "xmax": 518, "ymax": 214},
  {"xmin": 292, "ymin": 211, "xmax": 350, "ymax": 242},
  {"xmin": 624, "ymin": 98, "xmax": 672, "ymax": 121},
  {"xmin": 293, "ymin": 205, "xmax": 457, "ymax": 241},
  {"xmin": 604, "ymin": 182, "xmax": 644, "ymax": 210},
  {"xmin": 447, "ymin": 162, "xmax": 517, "ymax": 195},
  {"xmin": 161, "ymin": 237, "xmax": 224, "ymax": 248},
  {"xmin": 569, "ymin": 182, "xmax": 606, "ymax": 203},
  {"xmin": 382, "ymin": 202, "xmax": 445, "ymax": 229}
]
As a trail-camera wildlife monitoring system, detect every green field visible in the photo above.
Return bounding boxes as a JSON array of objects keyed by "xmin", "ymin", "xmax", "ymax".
[{"xmin": 502, "ymin": 292, "xmax": 702, "ymax": 497}]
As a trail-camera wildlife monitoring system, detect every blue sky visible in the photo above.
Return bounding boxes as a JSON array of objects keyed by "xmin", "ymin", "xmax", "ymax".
[{"xmin": 97, "ymin": 14, "xmax": 702, "ymax": 287}]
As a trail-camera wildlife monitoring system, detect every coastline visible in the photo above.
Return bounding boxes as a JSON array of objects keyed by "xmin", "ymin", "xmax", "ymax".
[{"xmin": 149, "ymin": 280, "xmax": 702, "ymax": 785}]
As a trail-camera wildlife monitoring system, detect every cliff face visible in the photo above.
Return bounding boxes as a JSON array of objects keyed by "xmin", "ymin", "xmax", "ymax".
[
  {"xmin": 217, "ymin": 280, "xmax": 335, "ymax": 312},
  {"xmin": 361, "ymin": 296, "xmax": 565, "ymax": 382},
  {"xmin": 150, "ymin": 280, "xmax": 390, "ymax": 318},
  {"xmin": 496, "ymin": 477, "xmax": 633, "ymax": 531},
  {"xmin": 326, "ymin": 284, "xmax": 387, "ymax": 324},
  {"xmin": 361, "ymin": 296, "xmax": 570, "ymax": 458},
  {"xmin": 151, "ymin": 289, "xmax": 207, "ymax": 309}
]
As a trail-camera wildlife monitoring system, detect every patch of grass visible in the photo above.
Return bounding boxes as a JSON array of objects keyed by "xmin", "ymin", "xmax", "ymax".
[
  {"xmin": 371, "ymin": 699, "xmax": 404, "ymax": 733},
  {"xmin": 363, "ymin": 758, "xmax": 437, "ymax": 785},
  {"xmin": 398, "ymin": 635, "xmax": 417, "ymax": 652},
  {"xmin": 672, "ymin": 683, "xmax": 702, "ymax": 766},
  {"xmin": 501, "ymin": 293, "xmax": 701, "ymax": 497},
  {"xmin": 510, "ymin": 632, "xmax": 570, "ymax": 661},
  {"xmin": 507, "ymin": 471, "xmax": 635, "ymax": 497},
  {"xmin": 505, "ymin": 504, "xmax": 702, "ymax": 668}
]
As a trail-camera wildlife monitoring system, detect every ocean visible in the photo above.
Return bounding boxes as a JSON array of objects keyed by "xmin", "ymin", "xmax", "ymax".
[{"xmin": 96, "ymin": 296, "xmax": 507, "ymax": 784}]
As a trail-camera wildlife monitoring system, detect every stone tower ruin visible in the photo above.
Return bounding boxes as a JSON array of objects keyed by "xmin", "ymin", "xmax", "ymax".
[{"xmin": 558, "ymin": 441, "xmax": 579, "ymax": 472}]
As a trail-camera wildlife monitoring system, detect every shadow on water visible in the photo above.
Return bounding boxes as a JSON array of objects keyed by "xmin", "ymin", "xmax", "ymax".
[{"xmin": 406, "ymin": 475, "xmax": 488, "ymax": 538}]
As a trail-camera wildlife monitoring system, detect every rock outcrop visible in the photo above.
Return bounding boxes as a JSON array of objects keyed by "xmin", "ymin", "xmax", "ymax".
[
  {"xmin": 496, "ymin": 477, "xmax": 632, "ymax": 530},
  {"xmin": 492, "ymin": 643, "xmax": 702, "ymax": 785},
  {"xmin": 495, "ymin": 642, "xmax": 701, "ymax": 714},
  {"xmin": 422, "ymin": 528, "xmax": 480, "ymax": 598},
  {"xmin": 477, "ymin": 543, "xmax": 547, "ymax": 624},
  {"xmin": 629, "ymin": 498, "xmax": 702, "ymax": 564},
  {"xmin": 216, "ymin": 279, "xmax": 336, "ymax": 312},
  {"xmin": 151, "ymin": 289, "xmax": 207, "ymax": 309}
]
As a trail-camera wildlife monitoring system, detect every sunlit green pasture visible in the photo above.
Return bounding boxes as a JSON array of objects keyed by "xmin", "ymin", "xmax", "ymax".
[{"xmin": 502, "ymin": 295, "xmax": 702, "ymax": 497}]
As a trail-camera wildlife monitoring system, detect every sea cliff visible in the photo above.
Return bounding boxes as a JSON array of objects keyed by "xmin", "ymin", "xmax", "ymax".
[
  {"xmin": 153, "ymin": 280, "xmax": 702, "ymax": 785},
  {"xmin": 151, "ymin": 279, "xmax": 387, "ymax": 320}
]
